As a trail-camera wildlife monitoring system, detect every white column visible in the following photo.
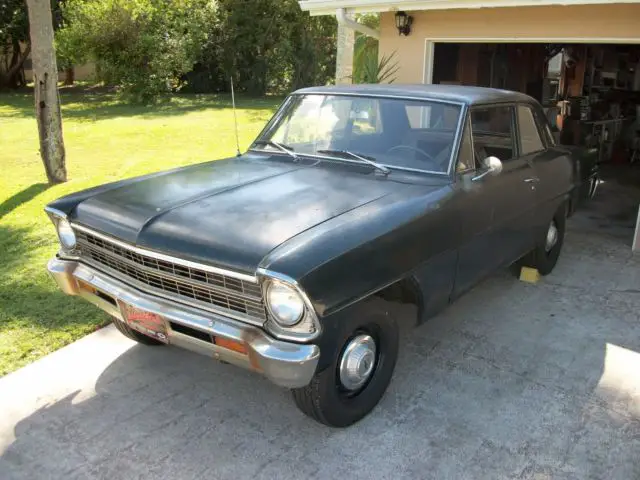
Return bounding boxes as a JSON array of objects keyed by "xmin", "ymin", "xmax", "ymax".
[{"xmin": 335, "ymin": 14, "xmax": 354, "ymax": 85}]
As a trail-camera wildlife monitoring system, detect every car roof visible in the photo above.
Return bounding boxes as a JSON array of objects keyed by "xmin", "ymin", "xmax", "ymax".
[{"xmin": 292, "ymin": 84, "xmax": 537, "ymax": 106}]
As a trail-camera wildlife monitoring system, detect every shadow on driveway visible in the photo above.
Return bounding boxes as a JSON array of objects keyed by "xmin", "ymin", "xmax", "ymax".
[{"xmin": 1, "ymin": 262, "xmax": 639, "ymax": 479}]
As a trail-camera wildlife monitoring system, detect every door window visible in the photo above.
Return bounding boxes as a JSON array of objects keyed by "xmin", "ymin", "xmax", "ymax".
[
  {"xmin": 517, "ymin": 105, "xmax": 545, "ymax": 155},
  {"xmin": 456, "ymin": 115, "xmax": 474, "ymax": 172},
  {"xmin": 470, "ymin": 106, "xmax": 515, "ymax": 163}
]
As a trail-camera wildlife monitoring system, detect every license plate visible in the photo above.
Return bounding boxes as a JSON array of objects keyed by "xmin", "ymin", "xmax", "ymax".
[{"xmin": 119, "ymin": 302, "xmax": 168, "ymax": 343}]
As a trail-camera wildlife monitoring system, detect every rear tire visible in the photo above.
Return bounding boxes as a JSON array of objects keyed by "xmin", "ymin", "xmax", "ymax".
[
  {"xmin": 113, "ymin": 317, "xmax": 165, "ymax": 346},
  {"xmin": 291, "ymin": 302, "xmax": 399, "ymax": 428},
  {"xmin": 517, "ymin": 207, "xmax": 566, "ymax": 276}
]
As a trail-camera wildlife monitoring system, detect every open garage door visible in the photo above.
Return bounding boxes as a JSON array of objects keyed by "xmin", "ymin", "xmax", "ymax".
[{"xmin": 429, "ymin": 40, "xmax": 640, "ymax": 250}]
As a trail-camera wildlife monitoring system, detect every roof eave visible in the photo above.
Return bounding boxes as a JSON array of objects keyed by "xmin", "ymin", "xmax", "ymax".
[{"xmin": 299, "ymin": 0, "xmax": 640, "ymax": 16}]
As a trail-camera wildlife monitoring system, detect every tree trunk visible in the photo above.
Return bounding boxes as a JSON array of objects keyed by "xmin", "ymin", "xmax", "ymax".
[
  {"xmin": 0, "ymin": 41, "xmax": 30, "ymax": 89},
  {"xmin": 64, "ymin": 67, "xmax": 75, "ymax": 86},
  {"xmin": 25, "ymin": 0, "xmax": 67, "ymax": 184}
]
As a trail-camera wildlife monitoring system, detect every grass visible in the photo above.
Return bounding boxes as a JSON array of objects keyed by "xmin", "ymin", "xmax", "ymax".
[{"xmin": 0, "ymin": 90, "xmax": 281, "ymax": 376}]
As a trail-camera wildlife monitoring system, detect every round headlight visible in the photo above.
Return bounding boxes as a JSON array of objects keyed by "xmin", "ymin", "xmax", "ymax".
[
  {"xmin": 56, "ymin": 218, "xmax": 77, "ymax": 250},
  {"xmin": 266, "ymin": 281, "xmax": 305, "ymax": 327}
]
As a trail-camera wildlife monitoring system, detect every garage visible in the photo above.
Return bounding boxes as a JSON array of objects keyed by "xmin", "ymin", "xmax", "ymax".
[{"xmin": 369, "ymin": 1, "xmax": 640, "ymax": 250}]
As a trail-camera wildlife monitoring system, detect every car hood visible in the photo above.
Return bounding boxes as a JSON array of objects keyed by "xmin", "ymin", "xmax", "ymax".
[{"xmin": 70, "ymin": 155, "xmax": 402, "ymax": 273}]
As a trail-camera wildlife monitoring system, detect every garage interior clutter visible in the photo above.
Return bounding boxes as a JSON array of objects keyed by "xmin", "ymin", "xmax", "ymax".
[{"xmin": 432, "ymin": 42, "xmax": 640, "ymax": 250}]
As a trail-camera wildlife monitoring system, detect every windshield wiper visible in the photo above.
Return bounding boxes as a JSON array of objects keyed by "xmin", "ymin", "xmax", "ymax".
[
  {"xmin": 316, "ymin": 149, "xmax": 390, "ymax": 175},
  {"xmin": 253, "ymin": 140, "xmax": 298, "ymax": 160}
]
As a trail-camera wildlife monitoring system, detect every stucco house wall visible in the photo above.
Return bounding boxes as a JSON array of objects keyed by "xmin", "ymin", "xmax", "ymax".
[{"xmin": 379, "ymin": 3, "xmax": 640, "ymax": 84}]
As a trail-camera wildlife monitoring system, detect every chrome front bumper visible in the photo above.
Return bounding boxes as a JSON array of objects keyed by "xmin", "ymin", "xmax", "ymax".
[{"xmin": 47, "ymin": 257, "xmax": 320, "ymax": 388}]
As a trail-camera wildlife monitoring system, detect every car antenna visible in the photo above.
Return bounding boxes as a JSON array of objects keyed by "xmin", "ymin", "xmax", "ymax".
[{"xmin": 230, "ymin": 76, "xmax": 241, "ymax": 157}]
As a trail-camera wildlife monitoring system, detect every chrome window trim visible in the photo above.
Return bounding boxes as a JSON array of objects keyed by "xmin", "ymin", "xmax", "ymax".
[
  {"xmin": 289, "ymin": 91, "xmax": 466, "ymax": 106},
  {"xmin": 257, "ymin": 268, "xmax": 321, "ymax": 342},
  {"xmin": 250, "ymin": 93, "xmax": 466, "ymax": 177},
  {"xmin": 454, "ymin": 109, "xmax": 476, "ymax": 175},
  {"xmin": 248, "ymin": 150, "xmax": 451, "ymax": 176},
  {"xmin": 446, "ymin": 103, "xmax": 467, "ymax": 176},
  {"xmin": 70, "ymin": 223, "xmax": 258, "ymax": 283}
]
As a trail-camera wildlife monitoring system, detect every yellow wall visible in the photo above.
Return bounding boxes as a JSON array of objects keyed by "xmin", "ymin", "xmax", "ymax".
[
  {"xmin": 379, "ymin": 3, "xmax": 640, "ymax": 84},
  {"xmin": 24, "ymin": 63, "xmax": 96, "ymax": 83}
]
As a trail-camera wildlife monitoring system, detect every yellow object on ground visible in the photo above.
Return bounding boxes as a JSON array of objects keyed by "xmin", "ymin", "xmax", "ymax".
[{"xmin": 519, "ymin": 266, "xmax": 541, "ymax": 283}]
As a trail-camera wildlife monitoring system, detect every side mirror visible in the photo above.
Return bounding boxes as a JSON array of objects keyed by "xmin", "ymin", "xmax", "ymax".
[{"xmin": 472, "ymin": 156, "xmax": 503, "ymax": 182}]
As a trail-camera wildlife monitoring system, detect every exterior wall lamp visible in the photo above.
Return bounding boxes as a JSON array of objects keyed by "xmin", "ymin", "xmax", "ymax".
[{"xmin": 395, "ymin": 11, "xmax": 413, "ymax": 36}]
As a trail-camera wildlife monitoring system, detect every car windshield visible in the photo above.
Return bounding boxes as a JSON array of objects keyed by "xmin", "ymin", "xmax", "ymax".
[{"xmin": 252, "ymin": 94, "xmax": 463, "ymax": 174}]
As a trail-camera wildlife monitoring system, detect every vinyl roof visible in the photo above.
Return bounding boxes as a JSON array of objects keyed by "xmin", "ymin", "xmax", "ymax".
[{"xmin": 293, "ymin": 84, "xmax": 537, "ymax": 106}]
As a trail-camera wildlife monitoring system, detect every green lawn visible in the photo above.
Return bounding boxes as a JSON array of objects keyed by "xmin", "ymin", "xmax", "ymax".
[{"xmin": 0, "ymin": 90, "xmax": 281, "ymax": 376}]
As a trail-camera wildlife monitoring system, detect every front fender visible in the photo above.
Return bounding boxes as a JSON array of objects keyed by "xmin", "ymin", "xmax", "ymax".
[{"xmin": 261, "ymin": 184, "xmax": 458, "ymax": 318}]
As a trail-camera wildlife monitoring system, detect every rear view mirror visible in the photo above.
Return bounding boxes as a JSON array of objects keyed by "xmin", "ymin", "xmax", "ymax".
[
  {"xmin": 350, "ymin": 110, "xmax": 370, "ymax": 121},
  {"xmin": 472, "ymin": 156, "xmax": 503, "ymax": 182}
]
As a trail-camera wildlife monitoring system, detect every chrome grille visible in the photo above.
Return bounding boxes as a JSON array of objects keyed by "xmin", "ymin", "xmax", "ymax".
[{"xmin": 74, "ymin": 230, "xmax": 267, "ymax": 324}]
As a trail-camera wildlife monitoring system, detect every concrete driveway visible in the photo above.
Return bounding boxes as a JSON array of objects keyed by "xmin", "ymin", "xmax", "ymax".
[{"xmin": 1, "ymin": 180, "xmax": 640, "ymax": 479}]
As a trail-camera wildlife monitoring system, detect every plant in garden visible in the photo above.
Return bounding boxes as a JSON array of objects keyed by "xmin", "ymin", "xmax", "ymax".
[
  {"xmin": 352, "ymin": 51, "xmax": 399, "ymax": 84},
  {"xmin": 351, "ymin": 14, "xmax": 399, "ymax": 84},
  {"xmin": 195, "ymin": 0, "xmax": 336, "ymax": 96},
  {"xmin": 57, "ymin": 0, "xmax": 215, "ymax": 103}
]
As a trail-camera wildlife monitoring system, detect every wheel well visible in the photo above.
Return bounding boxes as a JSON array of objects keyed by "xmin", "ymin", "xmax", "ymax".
[{"xmin": 373, "ymin": 276, "xmax": 423, "ymax": 327}]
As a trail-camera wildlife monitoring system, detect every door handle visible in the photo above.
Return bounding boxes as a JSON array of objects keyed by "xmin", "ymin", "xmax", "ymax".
[{"xmin": 524, "ymin": 177, "xmax": 540, "ymax": 183}]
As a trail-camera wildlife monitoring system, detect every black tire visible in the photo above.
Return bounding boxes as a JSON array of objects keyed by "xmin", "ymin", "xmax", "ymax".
[
  {"xmin": 517, "ymin": 207, "xmax": 566, "ymax": 276},
  {"xmin": 291, "ymin": 302, "xmax": 399, "ymax": 428},
  {"xmin": 112, "ymin": 317, "xmax": 165, "ymax": 346}
]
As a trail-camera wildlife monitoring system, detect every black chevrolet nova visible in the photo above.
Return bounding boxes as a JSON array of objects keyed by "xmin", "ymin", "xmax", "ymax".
[{"xmin": 46, "ymin": 85, "xmax": 596, "ymax": 427}]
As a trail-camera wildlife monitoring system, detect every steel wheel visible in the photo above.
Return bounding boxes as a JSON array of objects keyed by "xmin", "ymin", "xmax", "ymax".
[
  {"xmin": 338, "ymin": 333, "xmax": 378, "ymax": 395},
  {"xmin": 291, "ymin": 302, "xmax": 399, "ymax": 428}
]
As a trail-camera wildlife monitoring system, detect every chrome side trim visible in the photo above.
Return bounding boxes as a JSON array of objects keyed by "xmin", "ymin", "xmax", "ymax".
[
  {"xmin": 44, "ymin": 206, "xmax": 68, "ymax": 220},
  {"xmin": 257, "ymin": 268, "xmax": 322, "ymax": 342},
  {"xmin": 71, "ymin": 223, "xmax": 258, "ymax": 283},
  {"xmin": 47, "ymin": 258, "xmax": 320, "ymax": 388}
]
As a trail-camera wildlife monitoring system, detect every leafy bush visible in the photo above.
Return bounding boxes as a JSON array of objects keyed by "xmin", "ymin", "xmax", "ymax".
[
  {"xmin": 57, "ymin": 0, "xmax": 335, "ymax": 100},
  {"xmin": 193, "ymin": 0, "xmax": 336, "ymax": 96},
  {"xmin": 57, "ymin": 0, "xmax": 215, "ymax": 103}
]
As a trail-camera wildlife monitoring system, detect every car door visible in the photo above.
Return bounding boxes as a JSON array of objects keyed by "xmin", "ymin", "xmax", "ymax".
[
  {"xmin": 514, "ymin": 103, "xmax": 553, "ymax": 237},
  {"xmin": 452, "ymin": 104, "xmax": 537, "ymax": 297},
  {"xmin": 518, "ymin": 103, "xmax": 574, "ymax": 234}
]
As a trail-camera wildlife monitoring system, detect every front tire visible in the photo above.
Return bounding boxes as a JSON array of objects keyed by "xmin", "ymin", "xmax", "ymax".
[
  {"xmin": 292, "ymin": 302, "xmax": 399, "ymax": 428},
  {"xmin": 518, "ymin": 207, "xmax": 566, "ymax": 276}
]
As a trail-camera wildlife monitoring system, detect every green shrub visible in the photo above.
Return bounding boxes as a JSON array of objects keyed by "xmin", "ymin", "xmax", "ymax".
[{"xmin": 57, "ymin": 0, "xmax": 215, "ymax": 103}]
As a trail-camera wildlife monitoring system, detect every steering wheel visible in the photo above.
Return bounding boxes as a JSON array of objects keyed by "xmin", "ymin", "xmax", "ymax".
[{"xmin": 386, "ymin": 144, "xmax": 435, "ymax": 162}]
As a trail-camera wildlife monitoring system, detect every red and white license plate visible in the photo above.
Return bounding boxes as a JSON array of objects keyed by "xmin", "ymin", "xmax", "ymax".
[{"xmin": 119, "ymin": 302, "xmax": 169, "ymax": 343}]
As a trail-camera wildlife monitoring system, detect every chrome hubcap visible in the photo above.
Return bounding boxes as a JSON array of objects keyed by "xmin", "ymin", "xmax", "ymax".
[
  {"xmin": 339, "ymin": 334, "xmax": 377, "ymax": 391},
  {"xmin": 545, "ymin": 221, "xmax": 558, "ymax": 252}
]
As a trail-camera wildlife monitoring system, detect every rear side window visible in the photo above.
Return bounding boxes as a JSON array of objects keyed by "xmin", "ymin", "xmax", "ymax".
[
  {"xmin": 405, "ymin": 103, "xmax": 460, "ymax": 130},
  {"xmin": 517, "ymin": 105, "xmax": 545, "ymax": 155}
]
